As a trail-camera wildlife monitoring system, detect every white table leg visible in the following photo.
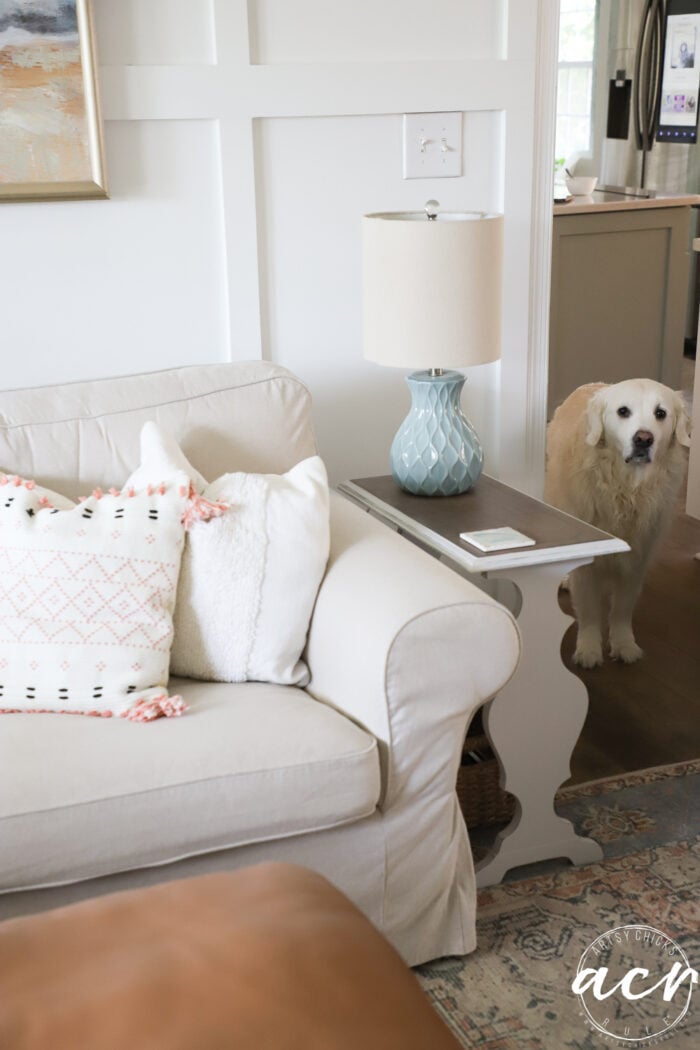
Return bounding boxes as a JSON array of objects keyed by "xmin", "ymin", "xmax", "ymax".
[{"xmin": 475, "ymin": 558, "xmax": 604, "ymax": 887}]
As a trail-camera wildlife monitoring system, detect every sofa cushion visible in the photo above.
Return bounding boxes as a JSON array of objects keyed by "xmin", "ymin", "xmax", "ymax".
[
  {"xmin": 0, "ymin": 680, "xmax": 380, "ymax": 893},
  {"xmin": 0, "ymin": 363, "xmax": 317, "ymax": 501}
]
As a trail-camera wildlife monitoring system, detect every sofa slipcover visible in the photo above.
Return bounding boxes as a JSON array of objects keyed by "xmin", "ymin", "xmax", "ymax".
[{"xmin": 0, "ymin": 362, "xmax": 521, "ymax": 966}]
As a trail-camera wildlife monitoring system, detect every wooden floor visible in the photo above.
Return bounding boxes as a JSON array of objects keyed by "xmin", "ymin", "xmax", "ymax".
[{"xmin": 562, "ymin": 498, "xmax": 700, "ymax": 785}]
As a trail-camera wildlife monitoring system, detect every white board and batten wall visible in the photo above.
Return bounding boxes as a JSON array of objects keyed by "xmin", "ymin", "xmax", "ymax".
[{"xmin": 1, "ymin": 0, "xmax": 558, "ymax": 495}]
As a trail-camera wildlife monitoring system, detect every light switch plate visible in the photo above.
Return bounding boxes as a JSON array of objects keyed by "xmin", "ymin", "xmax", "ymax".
[{"xmin": 403, "ymin": 112, "xmax": 462, "ymax": 179}]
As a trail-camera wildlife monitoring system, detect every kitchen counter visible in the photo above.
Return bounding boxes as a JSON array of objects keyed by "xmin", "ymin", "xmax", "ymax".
[{"xmin": 554, "ymin": 189, "xmax": 700, "ymax": 216}]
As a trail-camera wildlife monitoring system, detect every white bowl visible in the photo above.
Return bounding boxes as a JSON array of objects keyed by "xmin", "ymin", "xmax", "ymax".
[{"xmin": 565, "ymin": 175, "xmax": 598, "ymax": 196}]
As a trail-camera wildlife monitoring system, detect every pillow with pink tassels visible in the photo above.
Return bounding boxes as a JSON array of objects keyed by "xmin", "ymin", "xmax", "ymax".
[{"xmin": 0, "ymin": 465, "xmax": 225, "ymax": 722}]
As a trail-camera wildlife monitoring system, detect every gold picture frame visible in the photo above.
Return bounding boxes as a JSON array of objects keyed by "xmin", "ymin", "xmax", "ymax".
[{"xmin": 0, "ymin": 0, "xmax": 108, "ymax": 202}]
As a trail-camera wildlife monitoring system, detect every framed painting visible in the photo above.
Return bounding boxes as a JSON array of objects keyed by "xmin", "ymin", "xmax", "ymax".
[{"xmin": 0, "ymin": 0, "xmax": 108, "ymax": 201}]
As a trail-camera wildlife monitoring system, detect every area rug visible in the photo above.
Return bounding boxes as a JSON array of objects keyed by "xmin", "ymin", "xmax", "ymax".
[{"xmin": 416, "ymin": 760, "xmax": 700, "ymax": 1049}]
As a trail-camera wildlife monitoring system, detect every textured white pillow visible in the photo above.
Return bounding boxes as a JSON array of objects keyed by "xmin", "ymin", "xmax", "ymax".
[
  {"xmin": 138, "ymin": 423, "xmax": 330, "ymax": 685},
  {"xmin": 0, "ymin": 470, "xmax": 192, "ymax": 721}
]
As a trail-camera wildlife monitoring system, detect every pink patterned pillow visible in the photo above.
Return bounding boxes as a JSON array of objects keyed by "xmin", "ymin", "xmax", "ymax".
[{"xmin": 0, "ymin": 471, "xmax": 211, "ymax": 722}]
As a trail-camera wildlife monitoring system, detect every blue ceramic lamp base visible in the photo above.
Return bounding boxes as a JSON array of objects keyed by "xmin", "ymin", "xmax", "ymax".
[{"xmin": 390, "ymin": 370, "xmax": 484, "ymax": 497}]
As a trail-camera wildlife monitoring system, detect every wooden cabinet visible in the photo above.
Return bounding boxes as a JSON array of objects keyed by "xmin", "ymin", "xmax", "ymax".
[{"xmin": 548, "ymin": 205, "xmax": 693, "ymax": 417}]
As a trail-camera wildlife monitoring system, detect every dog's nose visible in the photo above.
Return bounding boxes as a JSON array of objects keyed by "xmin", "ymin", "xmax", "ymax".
[{"xmin": 633, "ymin": 429, "xmax": 654, "ymax": 449}]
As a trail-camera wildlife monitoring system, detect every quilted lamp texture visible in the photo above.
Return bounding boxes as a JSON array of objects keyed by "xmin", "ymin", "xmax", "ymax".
[{"xmin": 390, "ymin": 371, "xmax": 484, "ymax": 496}]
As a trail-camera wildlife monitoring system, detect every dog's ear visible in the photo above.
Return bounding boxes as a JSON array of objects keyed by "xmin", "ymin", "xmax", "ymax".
[
  {"xmin": 673, "ymin": 391, "xmax": 692, "ymax": 447},
  {"xmin": 585, "ymin": 389, "xmax": 606, "ymax": 446}
]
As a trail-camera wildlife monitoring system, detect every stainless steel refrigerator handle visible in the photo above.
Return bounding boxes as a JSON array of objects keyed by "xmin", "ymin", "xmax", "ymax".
[
  {"xmin": 647, "ymin": 0, "xmax": 664, "ymax": 141},
  {"xmin": 633, "ymin": 0, "xmax": 665, "ymax": 184},
  {"xmin": 633, "ymin": 0, "xmax": 651, "ymax": 151}
]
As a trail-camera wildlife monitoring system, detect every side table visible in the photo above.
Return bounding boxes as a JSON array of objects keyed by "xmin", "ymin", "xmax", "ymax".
[{"xmin": 338, "ymin": 475, "xmax": 629, "ymax": 886}]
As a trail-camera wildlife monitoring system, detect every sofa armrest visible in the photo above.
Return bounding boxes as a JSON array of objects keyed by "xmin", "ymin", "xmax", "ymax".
[{"xmin": 306, "ymin": 492, "xmax": 521, "ymax": 810}]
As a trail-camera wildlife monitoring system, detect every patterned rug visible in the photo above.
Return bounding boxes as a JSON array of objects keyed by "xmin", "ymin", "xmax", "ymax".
[{"xmin": 416, "ymin": 760, "xmax": 700, "ymax": 1049}]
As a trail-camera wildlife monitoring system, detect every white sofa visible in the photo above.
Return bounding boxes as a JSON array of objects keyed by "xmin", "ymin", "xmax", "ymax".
[{"xmin": 0, "ymin": 362, "xmax": 520, "ymax": 966}]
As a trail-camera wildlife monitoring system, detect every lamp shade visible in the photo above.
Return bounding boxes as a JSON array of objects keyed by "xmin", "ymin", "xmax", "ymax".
[{"xmin": 362, "ymin": 210, "xmax": 503, "ymax": 370}]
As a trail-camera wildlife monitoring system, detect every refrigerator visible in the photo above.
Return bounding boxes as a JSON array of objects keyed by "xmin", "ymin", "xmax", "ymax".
[
  {"xmin": 598, "ymin": 0, "xmax": 700, "ymax": 348},
  {"xmin": 600, "ymin": 0, "xmax": 700, "ymax": 194}
]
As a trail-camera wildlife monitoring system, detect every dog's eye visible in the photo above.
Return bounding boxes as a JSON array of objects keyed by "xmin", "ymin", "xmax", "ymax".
[
  {"xmin": 654, "ymin": 407, "xmax": 667, "ymax": 420},
  {"xmin": 617, "ymin": 406, "xmax": 631, "ymax": 418}
]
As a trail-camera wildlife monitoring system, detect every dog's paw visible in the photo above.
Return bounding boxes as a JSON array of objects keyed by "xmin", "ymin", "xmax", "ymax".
[
  {"xmin": 609, "ymin": 638, "xmax": 644, "ymax": 663},
  {"xmin": 573, "ymin": 642, "xmax": 604, "ymax": 668}
]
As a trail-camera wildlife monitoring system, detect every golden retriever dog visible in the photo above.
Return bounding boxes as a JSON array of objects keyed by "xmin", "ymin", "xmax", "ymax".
[{"xmin": 545, "ymin": 379, "xmax": 691, "ymax": 668}]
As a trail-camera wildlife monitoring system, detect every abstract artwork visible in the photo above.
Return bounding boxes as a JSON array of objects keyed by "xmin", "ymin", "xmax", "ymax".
[{"xmin": 0, "ymin": 0, "xmax": 107, "ymax": 201}]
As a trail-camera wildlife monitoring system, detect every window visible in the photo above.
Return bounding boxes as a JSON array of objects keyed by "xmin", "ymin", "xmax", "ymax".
[{"xmin": 556, "ymin": 0, "xmax": 598, "ymax": 163}]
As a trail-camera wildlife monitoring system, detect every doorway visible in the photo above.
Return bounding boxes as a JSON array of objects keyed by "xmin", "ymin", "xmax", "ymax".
[{"xmin": 545, "ymin": 0, "xmax": 700, "ymax": 781}]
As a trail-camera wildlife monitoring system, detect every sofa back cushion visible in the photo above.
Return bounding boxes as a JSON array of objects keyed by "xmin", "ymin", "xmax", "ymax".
[{"xmin": 0, "ymin": 363, "xmax": 317, "ymax": 501}]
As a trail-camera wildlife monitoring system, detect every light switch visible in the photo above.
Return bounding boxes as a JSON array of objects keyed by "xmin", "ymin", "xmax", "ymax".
[{"xmin": 403, "ymin": 112, "xmax": 462, "ymax": 179}]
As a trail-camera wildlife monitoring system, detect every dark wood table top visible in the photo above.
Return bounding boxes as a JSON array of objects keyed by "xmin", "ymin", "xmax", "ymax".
[{"xmin": 339, "ymin": 475, "xmax": 628, "ymax": 571}]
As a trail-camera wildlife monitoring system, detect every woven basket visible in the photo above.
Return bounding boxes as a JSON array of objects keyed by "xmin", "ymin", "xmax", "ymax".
[{"xmin": 456, "ymin": 733, "xmax": 516, "ymax": 828}]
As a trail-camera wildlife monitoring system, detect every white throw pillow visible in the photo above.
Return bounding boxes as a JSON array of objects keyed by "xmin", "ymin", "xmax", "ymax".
[
  {"xmin": 137, "ymin": 423, "xmax": 330, "ymax": 685},
  {"xmin": 0, "ymin": 470, "xmax": 193, "ymax": 721}
]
